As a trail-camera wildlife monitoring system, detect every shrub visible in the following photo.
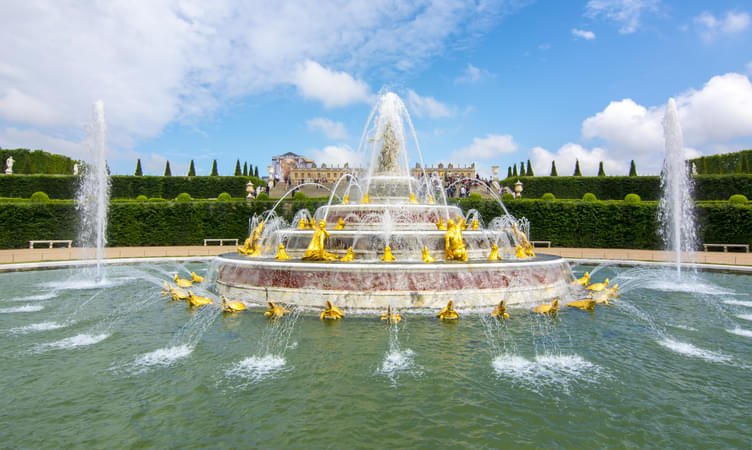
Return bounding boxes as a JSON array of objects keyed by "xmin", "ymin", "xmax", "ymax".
[
  {"xmin": 582, "ymin": 192, "xmax": 597, "ymax": 202},
  {"xmin": 292, "ymin": 192, "xmax": 307, "ymax": 200},
  {"xmin": 468, "ymin": 192, "xmax": 482, "ymax": 200},
  {"xmin": 501, "ymin": 193, "xmax": 515, "ymax": 202},
  {"xmin": 148, "ymin": 197, "xmax": 167, "ymax": 202},
  {"xmin": 217, "ymin": 192, "xmax": 232, "ymax": 201},
  {"xmin": 136, "ymin": 195, "xmax": 148, "ymax": 202},
  {"xmin": 624, "ymin": 193, "xmax": 641, "ymax": 203},
  {"xmin": 30, "ymin": 191, "xmax": 50, "ymax": 202},
  {"xmin": 256, "ymin": 192, "xmax": 269, "ymax": 201},
  {"xmin": 542, "ymin": 193, "xmax": 555, "ymax": 201},
  {"xmin": 176, "ymin": 192, "xmax": 192, "ymax": 202},
  {"xmin": 729, "ymin": 194, "xmax": 748, "ymax": 204}
]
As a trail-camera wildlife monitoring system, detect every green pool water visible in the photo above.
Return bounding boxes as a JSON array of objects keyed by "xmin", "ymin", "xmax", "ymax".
[{"xmin": 1, "ymin": 262, "xmax": 750, "ymax": 448}]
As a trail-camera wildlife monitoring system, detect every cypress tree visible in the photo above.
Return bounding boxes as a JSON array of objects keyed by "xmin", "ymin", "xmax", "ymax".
[
  {"xmin": 507, "ymin": 166, "xmax": 512, "ymax": 178},
  {"xmin": 513, "ymin": 164, "xmax": 518, "ymax": 177},
  {"xmin": 550, "ymin": 160, "xmax": 558, "ymax": 176},
  {"xmin": 573, "ymin": 159, "xmax": 582, "ymax": 176},
  {"xmin": 629, "ymin": 160, "xmax": 637, "ymax": 176},
  {"xmin": 135, "ymin": 159, "xmax": 143, "ymax": 176},
  {"xmin": 210, "ymin": 159, "xmax": 218, "ymax": 176},
  {"xmin": 254, "ymin": 166, "xmax": 259, "ymax": 178},
  {"xmin": 526, "ymin": 159, "xmax": 534, "ymax": 176},
  {"xmin": 164, "ymin": 161, "xmax": 171, "ymax": 176},
  {"xmin": 597, "ymin": 161, "xmax": 606, "ymax": 176},
  {"xmin": 249, "ymin": 163, "xmax": 254, "ymax": 177},
  {"xmin": 243, "ymin": 162, "xmax": 248, "ymax": 176},
  {"xmin": 188, "ymin": 160, "xmax": 196, "ymax": 176},
  {"xmin": 234, "ymin": 159, "xmax": 242, "ymax": 176},
  {"xmin": 519, "ymin": 161, "xmax": 525, "ymax": 176}
]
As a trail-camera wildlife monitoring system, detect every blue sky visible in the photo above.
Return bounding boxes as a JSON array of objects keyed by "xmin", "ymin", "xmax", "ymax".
[{"xmin": 1, "ymin": 0, "xmax": 751, "ymax": 177}]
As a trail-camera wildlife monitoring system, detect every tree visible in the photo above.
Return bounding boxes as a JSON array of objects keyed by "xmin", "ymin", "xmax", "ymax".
[
  {"xmin": 519, "ymin": 161, "xmax": 525, "ymax": 176},
  {"xmin": 507, "ymin": 166, "xmax": 512, "ymax": 178},
  {"xmin": 629, "ymin": 160, "xmax": 637, "ymax": 176},
  {"xmin": 210, "ymin": 159, "xmax": 218, "ymax": 176},
  {"xmin": 597, "ymin": 161, "xmax": 606, "ymax": 176},
  {"xmin": 550, "ymin": 160, "xmax": 558, "ymax": 176},
  {"xmin": 234, "ymin": 159, "xmax": 242, "ymax": 176},
  {"xmin": 254, "ymin": 166, "xmax": 259, "ymax": 178},
  {"xmin": 188, "ymin": 160, "xmax": 196, "ymax": 176},
  {"xmin": 164, "ymin": 161, "xmax": 171, "ymax": 176},
  {"xmin": 573, "ymin": 159, "xmax": 582, "ymax": 176},
  {"xmin": 135, "ymin": 159, "xmax": 143, "ymax": 176},
  {"xmin": 243, "ymin": 162, "xmax": 248, "ymax": 176},
  {"xmin": 512, "ymin": 164, "xmax": 518, "ymax": 177},
  {"xmin": 249, "ymin": 163, "xmax": 254, "ymax": 177},
  {"xmin": 526, "ymin": 159, "xmax": 534, "ymax": 176}
]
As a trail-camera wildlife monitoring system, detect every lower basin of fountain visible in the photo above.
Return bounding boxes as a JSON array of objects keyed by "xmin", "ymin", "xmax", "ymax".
[{"xmin": 215, "ymin": 253, "xmax": 574, "ymax": 312}]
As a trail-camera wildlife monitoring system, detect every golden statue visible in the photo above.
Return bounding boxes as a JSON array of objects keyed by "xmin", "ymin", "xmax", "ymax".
[
  {"xmin": 409, "ymin": 193, "xmax": 418, "ymax": 204},
  {"xmin": 302, "ymin": 220, "xmax": 338, "ymax": 261},
  {"xmin": 586, "ymin": 278, "xmax": 609, "ymax": 291},
  {"xmin": 162, "ymin": 282, "xmax": 189, "ymax": 301},
  {"xmin": 421, "ymin": 246, "xmax": 436, "ymax": 263},
  {"xmin": 515, "ymin": 244, "xmax": 528, "ymax": 259},
  {"xmin": 525, "ymin": 243, "xmax": 536, "ymax": 258},
  {"xmin": 471, "ymin": 219, "xmax": 479, "ymax": 230},
  {"xmin": 437, "ymin": 300, "xmax": 459, "ymax": 320},
  {"xmin": 275, "ymin": 243, "xmax": 290, "ymax": 260},
  {"xmin": 381, "ymin": 246, "xmax": 396, "ymax": 262},
  {"xmin": 361, "ymin": 193, "xmax": 370, "ymax": 204},
  {"xmin": 191, "ymin": 272, "xmax": 204, "ymax": 283},
  {"xmin": 511, "ymin": 223, "xmax": 534, "ymax": 258},
  {"xmin": 173, "ymin": 273, "xmax": 192, "ymax": 287},
  {"xmin": 340, "ymin": 247, "xmax": 355, "ymax": 262},
  {"xmin": 428, "ymin": 195, "xmax": 435, "ymax": 204},
  {"xmin": 444, "ymin": 219, "xmax": 468, "ymax": 262},
  {"xmin": 488, "ymin": 243, "xmax": 501, "ymax": 261},
  {"xmin": 533, "ymin": 298, "xmax": 559, "ymax": 315},
  {"xmin": 264, "ymin": 301, "xmax": 290, "ymax": 318},
  {"xmin": 298, "ymin": 218, "xmax": 307, "ymax": 229},
  {"xmin": 222, "ymin": 296, "xmax": 247, "ymax": 313},
  {"xmin": 307, "ymin": 217, "xmax": 316, "ymax": 229},
  {"xmin": 320, "ymin": 300, "xmax": 344, "ymax": 320},
  {"xmin": 572, "ymin": 271, "xmax": 590, "ymax": 285},
  {"xmin": 491, "ymin": 300, "xmax": 510, "ymax": 319},
  {"xmin": 381, "ymin": 305, "xmax": 402, "ymax": 324},
  {"xmin": 187, "ymin": 291, "xmax": 213, "ymax": 307},
  {"xmin": 342, "ymin": 194, "xmax": 349, "ymax": 205},
  {"xmin": 436, "ymin": 218, "xmax": 446, "ymax": 230},
  {"xmin": 333, "ymin": 218, "xmax": 346, "ymax": 230},
  {"xmin": 238, "ymin": 221, "xmax": 264, "ymax": 256},
  {"xmin": 457, "ymin": 215, "xmax": 468, "ymax": 230},
  {"xmin": 566, "ymin": 299, "xmax": 596, "ymax": 311}
]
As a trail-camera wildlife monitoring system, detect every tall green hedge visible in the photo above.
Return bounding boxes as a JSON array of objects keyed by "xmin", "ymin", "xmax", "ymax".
[
  {"xmin": 2, "ymin": 199, "xmax": 750, "ymax": 249},
  {"xmin": 0, "ymin": 148, "xmax": 77, "ymax": 175},
  {"xmin": 690, "ymin": 149, "xmax": 752, "ymax": 174}
]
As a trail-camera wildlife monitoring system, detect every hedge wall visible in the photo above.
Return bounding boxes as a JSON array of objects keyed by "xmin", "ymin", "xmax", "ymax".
[
  {"xmin": 2, "ymin": 198, "xmax": 750, "ymax": 249},
  {"xmin": 0, "ymin": 175, "xmax": 266, "ymax": 199},
  {"xmin": 498, "ymin": 175, "xmax": 752, "ymax": 201},
  {"xmin": 0, "ymin": 148, "xmax": 77, "ymax": 175},
  {"xmin": 689, "ymin": 149, "xmax": 752, "ymax": 175}
]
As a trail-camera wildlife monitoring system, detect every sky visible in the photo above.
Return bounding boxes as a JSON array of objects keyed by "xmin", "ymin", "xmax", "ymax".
[{"xmin": 1, "ymin": 0, "xmax": 751, "ymax": 177}]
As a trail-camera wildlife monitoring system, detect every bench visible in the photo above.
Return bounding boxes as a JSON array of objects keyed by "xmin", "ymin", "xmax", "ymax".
[
  {"xmin": 29, "ymin": 240, "xmax": 72, "ymax": 249},
  {"xmin": 531, "ymin": 240, "xmax": 552, "ymax": 248},
  {"xmin": 203, "ymin": 238, "xmax": 239, "ymax": 247},
  {"xmin": 703, "ymin": 243, "xmax": 749, "ymax": 253}
]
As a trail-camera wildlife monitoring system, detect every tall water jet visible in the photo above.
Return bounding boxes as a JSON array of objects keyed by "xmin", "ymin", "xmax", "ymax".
[
  {"xmin": 76, "ymin": 101, "xmax": 111, "ymax": 281},
  {"xmin": 658, "ymin": 98, "xmax": 696, "ymax": 275}
]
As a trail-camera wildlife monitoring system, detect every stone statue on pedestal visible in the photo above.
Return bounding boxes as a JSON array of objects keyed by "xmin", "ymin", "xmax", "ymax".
[{"xmin": 4, "ymin": 156, "xmax": 14, "ymax": 175}]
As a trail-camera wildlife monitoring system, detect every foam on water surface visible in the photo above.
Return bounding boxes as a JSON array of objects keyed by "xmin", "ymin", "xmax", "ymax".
[
  {"xmin": 8, "ymin": 321, "xmax": 69, "ymax": 334},
  {"xmin": 736, "ymin": 314, "xmax": 752, "ymax": 321},
  {"xmin": 225, "ymin": 354, "xmax": 287, "ymax": 383},
  {"xmin": 492, "ymin": 353, "xmax": 600, "ymax": 393},
  {"xmin": 7, "ymin": 292, "xmax": 57, "ymax": 302},
  {"xmin": 0, "ymin": 304, "xmax": 44, "ymax": 314},
  {"xmin": 724, "ymin": 300, "xmax": 752, "ymax": 307},
  {"xmin": 132, "ymin": 345, "xmax": 193, "ymax": 370},
  {"xmin": 35, "ymin": 333, "xmax": 109, "ymax": 352},
  {"xmin": 658, "ymin": 338, "xmax": 731, "ymax": 363},
  {"xmin": 726, "ymin": 327, "xmax": 752, "ymax": 338}
]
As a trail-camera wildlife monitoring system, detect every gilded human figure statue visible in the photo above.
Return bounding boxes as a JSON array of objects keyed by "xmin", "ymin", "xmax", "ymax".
[
  {"xmin": 371, "ymin": 121, "xmax": 400, "ymax": 174},
  {"xmin": 238, "ymin": 221, "xmax": 264, "ymax": 256},
  {"xmin": 302, "ymin": 220, "xmax": 338, "ymax": 261},
  {"xmin": 444, "ymin": 219, "xmax": 468, "ymax": 262}
]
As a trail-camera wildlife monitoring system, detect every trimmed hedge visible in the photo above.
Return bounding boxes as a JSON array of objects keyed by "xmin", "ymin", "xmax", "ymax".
[
  {"xmin": 690, "ymin": 149, "xmax": 752, "ymax": 175},
  {"xmin": 0, "ymin": 148, "xmax": 76, "ymax": 175}
]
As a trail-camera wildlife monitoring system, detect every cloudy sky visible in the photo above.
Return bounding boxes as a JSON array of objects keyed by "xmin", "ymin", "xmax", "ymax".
[{"xmin": 1, "ymin": 0, "xmax": 751, "ymax": 176}]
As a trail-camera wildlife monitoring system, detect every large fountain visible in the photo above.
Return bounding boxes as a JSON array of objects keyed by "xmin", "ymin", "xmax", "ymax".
[{"xmin": 215, "ymin": 93, "xmax": 575, "ymax": 312}]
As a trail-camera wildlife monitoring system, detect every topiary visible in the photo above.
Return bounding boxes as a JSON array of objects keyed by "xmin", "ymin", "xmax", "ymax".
[
  {"xmin": 217, "ymin": 192, "xmax": 231, "ymax": 201},
  {"xmin": 624, "ymin": 193, "xmax": 641, "ymax": 203},
  {"xmin": 729, "ymin": 194, "xmax": 748, "ymax": 205},
  {"xmin": 468, "ymin": 192, "xmax": 482, "ymax": 200},
  {"xmin": 148, "ymin": 197, "xmax": 167, "ymax": 202},
  {"xmin": 256, "ymin": 192, "xmax": 269, "ymax": 201},
  {"xmin": 292, "ymin": 192, "xmax": 307, "ymax": 201},
  {"xmin": 30, "ymin": 191, "xmax": 50, "ymax": 202},
  {"xmin": 542, "ymin": 192, "xmax": 555, "ymax": 201},
  {"xmin": 501, "ymin": 192, "xmax": 515, "ymax": 202},
  {"xmin": 136, "ymin": 195, "xmax": 148, "ymax": 202},
  {"xmin": 582, "ymin": 192, "xmax": 597, "ymax": 202},
  {"xmin": 176, "ymin": 192, "xmax": 192, "ymax": 202}
]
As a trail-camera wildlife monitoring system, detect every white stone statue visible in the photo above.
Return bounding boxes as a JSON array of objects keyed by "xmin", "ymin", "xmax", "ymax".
[
  {"xmin": 73, "ymin": 163, "xmax": 79, "ymax": 175},
  {"xmin": 4, "ymin": 156, "xmax": 14, "ymax": 174},
  {"xmin": 370, "ymin": 121, "xmax": 400, "ymax": 175}
]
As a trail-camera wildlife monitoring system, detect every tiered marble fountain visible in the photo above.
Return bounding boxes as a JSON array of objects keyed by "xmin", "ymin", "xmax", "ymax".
[{"xmin": 215, "ymin": 93, "xmax": 574, "ymax": 313}]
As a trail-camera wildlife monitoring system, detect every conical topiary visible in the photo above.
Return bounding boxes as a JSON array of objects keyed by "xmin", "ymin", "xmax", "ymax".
[
  {"xmin": 187, "ymin": 160, "xmax": 196, "ymax": 177},
  {"xmin": 210, "ymin": 159, "xmax": 218, "ymax": 176},
  {"xmin": 629, "ymin": 160, "xmax": 637, "ymax": 176},
  {"xmin": 550, "ymin": 160, "xmax": 558, "ymax": 176},
  {"xmin": 164, "ymin": 161, "xmax": 171, "ymax": 176},
  {"xmin": 135, "ymin": 159, "xmax": 143, "ymax": 176},
  {"xmin": 597, "ymin": 161, "xmax": 606, "ymax": 176},
  {"xmin": 573, "ymin": 159, "xmax": 582, "ymax": 176},
  {"xmin": 234, "ymin": 159, "xmax": 242, "ymax": 176}
]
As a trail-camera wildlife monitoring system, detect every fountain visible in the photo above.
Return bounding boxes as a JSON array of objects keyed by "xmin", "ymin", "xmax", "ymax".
[
  {"xmin": 658, "ymin": 98, "xmax": 697, "ymax": 274},
  {"xmin": 215, "ymin": 93, "xmax": 575, "ymax": 312},
  {"xmin": 75, "ymin": 100, "xmax": 111, "ymax": 281}
]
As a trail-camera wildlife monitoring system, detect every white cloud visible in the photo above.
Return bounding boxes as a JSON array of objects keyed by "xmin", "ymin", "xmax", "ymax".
[
  {"xmin": 581, "ymin": 72, "xmax": 752, "ymax": 173},
  {"xmin": 308, "ymin": 145, "xmax": 363, "ymax": 168},
  {"xmin": 455, "ymin": 63, "xmax": 490, "ymax": 84},
  {"xmin": 0, "ymin": 127, "xmax": 83, "ymax": 159},
  {"xmin": 572, "ymin": 28, "xmax": 596, "ymax": 40},
  {"xmin": 450, "ymin": 134, "xmax": 518, "ymax": 162},
  {"xmin": 532, "ymin": 143, "xmax": 627, "ymax": 176},
  {"xmin": 406, "ymin": 89, "xmax": 454, "ymax": 119},
  {"xmin": 694, "ymin": 10, "xmax": 750, "ymax": 42},
  {"xmin": 585, "ymin": 0, "xmax": 659, "ymax": 34},
  {"xmin": 292, "ymin": 61, "xmax": 372, "ymax": 108},
  {"xmin": 306, "ymin": 117, "xmax": 348, "ymax": 140}
]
